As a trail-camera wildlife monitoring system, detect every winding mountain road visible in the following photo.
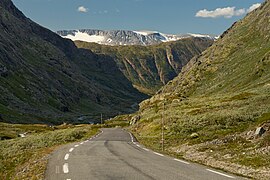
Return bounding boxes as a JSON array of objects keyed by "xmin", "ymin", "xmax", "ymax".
[{"xmin": 45, "ymin": 128, "xmax": 246, "ymax": 180}]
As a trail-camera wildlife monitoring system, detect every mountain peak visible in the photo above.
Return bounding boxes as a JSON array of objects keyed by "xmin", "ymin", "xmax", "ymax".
[{"xmin": 57, "ymin": 29, "xmax": 217, "ymax": 46}]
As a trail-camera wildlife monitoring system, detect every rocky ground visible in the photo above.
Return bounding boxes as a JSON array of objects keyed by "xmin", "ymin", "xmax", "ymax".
[{"xmin": 170, "ymin": 124, "xmax": 270, "ymax": 179}]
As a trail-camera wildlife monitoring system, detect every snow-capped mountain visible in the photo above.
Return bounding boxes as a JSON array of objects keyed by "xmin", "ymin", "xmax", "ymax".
[{"xmin": 57, "ymin": 29, "xmax": 217, "ymax": 46}]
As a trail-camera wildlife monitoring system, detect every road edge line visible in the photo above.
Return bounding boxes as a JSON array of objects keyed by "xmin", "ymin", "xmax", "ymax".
[
  {"xmin": 206, "ymin": 169, "xmax": 235, "ymax": 179},
  {"xmin": 173, "ymin": 158, "xmax": 190, "ymax": 165}
]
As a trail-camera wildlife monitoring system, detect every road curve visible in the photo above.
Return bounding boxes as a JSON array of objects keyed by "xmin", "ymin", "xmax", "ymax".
[{"xmin": 45, "ymin": 128, "xmax": 246, "ymax": 180}]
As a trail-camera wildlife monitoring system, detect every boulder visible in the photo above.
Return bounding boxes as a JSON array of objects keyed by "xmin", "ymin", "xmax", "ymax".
[
  {"xmin": 172, "ymin": 99, "xmax": 181, "ymax": 103},
  {"xmin": 18, "ymin": 132, "xmax": 27, "ymax": 138},
  {"xmin": 255, "ymin": 127, "xmax": 266, "ymax": 137},
  {"xmin": 130, "ymin": 115, "xmax": 140, "ymax": 125},
  {"xmin": 190, "ymin": 133, "xmax": 199, "ymax": 138}
]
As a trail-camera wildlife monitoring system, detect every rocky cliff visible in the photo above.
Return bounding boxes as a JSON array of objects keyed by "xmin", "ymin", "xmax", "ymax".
[{"xmin": 75, "ymin": 37, "xmax": 213, "ymax": 94}]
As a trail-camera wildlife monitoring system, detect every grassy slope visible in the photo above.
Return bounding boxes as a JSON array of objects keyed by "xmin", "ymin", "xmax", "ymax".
[
  {"xmin": 75, "ymin": 38, "xmax": 213, "ymax": 95},
  {"xmin": 130, "ymin": 0, "xmax": 270, "ymax": 179},
  {"xmin": 0, "ymin": 118, "xmax": 130, "ymax": 180},
  {"xmin": 0, "ymin": 123, "xmax": 100, "ymax": 179},
  {"xmin": 0, "ymin": 0, "xmax": 146, "ymax": 124}
]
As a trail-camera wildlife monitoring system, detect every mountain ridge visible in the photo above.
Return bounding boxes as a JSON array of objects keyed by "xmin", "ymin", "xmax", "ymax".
[
  {"xmin": 0, "ymin": 0, "xmax": 147, "ymax": 124},
  {"xmin": 57, "ymin": 29, "xmax": 217, "ymax": 46},
  {"xmin": 75, "ymin": 37, "xmax": 213, "ymax": 95}
]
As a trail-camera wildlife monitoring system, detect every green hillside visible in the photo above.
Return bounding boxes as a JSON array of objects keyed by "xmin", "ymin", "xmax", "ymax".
[
  {"xmin": 130, "ymin": 0, "xmax": 270, "ymax": 179},
  {"xmin": 0, "ymin": 0, "xmax": 147, "ymax": 124},
  {"xmin": 75, "ymin": 38, "xmax": 213, "ymax": 95}
]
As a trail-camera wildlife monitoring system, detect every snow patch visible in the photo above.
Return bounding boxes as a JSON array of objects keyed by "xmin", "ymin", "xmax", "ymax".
[
  {"xmin": 59, "ymin": 29, "xmax": 218, "ymax": 45},
  {"xmin": 188, "ymin": 33, "xmax": 219, "ymax": 40},
  {"xmin": 63, "ymin": 31, "xmax": 105, "ymax": 43},
  {"xmin": 188, "ymin": 33, "xmax": 211, "ymax": 38},
  {"xmin": 133, "ymin": 30, "xmax": 158, "ymax": 36},
  {"xmin": 107, "ymin": 38, "xmax": 113, "ymax": 43}
]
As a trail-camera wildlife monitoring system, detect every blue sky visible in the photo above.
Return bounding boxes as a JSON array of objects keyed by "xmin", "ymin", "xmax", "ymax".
[{"xmin": 12, "ymin": 0, "xmax": 264, "ymax": 35}]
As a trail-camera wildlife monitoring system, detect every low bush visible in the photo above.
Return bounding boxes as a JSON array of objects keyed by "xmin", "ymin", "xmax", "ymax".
[{"xmin": 0, "ymin": 125, "xmax": 99, "ymax": 179}]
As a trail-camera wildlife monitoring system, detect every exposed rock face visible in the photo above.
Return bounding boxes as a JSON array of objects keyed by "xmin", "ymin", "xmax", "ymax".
[
  {"xmin": 255, "ymin": 127, "xmax": 266, "ymax": 137},
  {"xmin": 76, "ymin": 37, "xmax": 214, "ymax": 95},
  {"xmin": 0, "ymin": 0, "xmax": 147, "ymax": 124},
  {"xmin": 57, "ymin": 29, "xmax": 216, "ymax": 46}
]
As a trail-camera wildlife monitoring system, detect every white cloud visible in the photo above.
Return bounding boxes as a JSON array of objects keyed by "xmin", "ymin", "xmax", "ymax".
[
  {"xmin": 234, "ymin": 8, "xmax": 246, "ymax": 16},
  {"xmin": 195, "ymin": 7, "xmax": 245, "ymax": 18},
  {"xmin": 247, "ymin": 3, "xmax": 261, "ymax": 13},
  {"xmin": 78, "ymin": 6, "xmax": 88, "ymax": 13},
  {"xmin": 195, "ymin": 3, "xmax": 261, "ymax": 19}
]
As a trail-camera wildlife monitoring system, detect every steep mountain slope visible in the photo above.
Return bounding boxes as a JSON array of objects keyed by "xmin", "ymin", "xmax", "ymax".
[
  {"xmin": 57, "ymin": 29, "xmax": 216, "ymax": 46},
  {"xmin": 75, "ymin": 38, "xmax": 213, "ymax": 95},
  {"xmin": 0, "ymin": 0, "xmax": 146, "ymax": 124},
  {"xmin": 130, "ymin": 0, "xmax": 270, "ymax": 178}
]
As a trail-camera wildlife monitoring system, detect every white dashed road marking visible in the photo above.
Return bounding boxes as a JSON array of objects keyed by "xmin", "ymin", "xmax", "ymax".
[
  {"xmin": 63, "ymin": 163, "xmax": 69, "ymax": 173},
  {"xmin": 64, "ymin": 154, "xmax": 69, "ymax": 160},
  {"xmin": 55, "ymin": 166, "xmax": 60, "ymax": 174},
  {"xmin": 143, "ymin": 148, "xmax": 150, "ymax": 151},
  {"xmin": 153, "ymin": 152, "xmax": 164, "ymax": 157},
  {"xmin": 206, "ymin": 169, "xmax": 235, "ymax": 179},
  {"xmin": 173, "ymin": 158, "xmax": 190, "ymax": 165},
  {"xmin": 80, "ymin": 142, "xmax": 84, "ymax": 145},
  {"xmin": 69, "ymin": 148, "xmax": 74, "ymax": 152},
  {"xmin": 74, "ymin": 145, "xmax": 79, "ymax": 147}
]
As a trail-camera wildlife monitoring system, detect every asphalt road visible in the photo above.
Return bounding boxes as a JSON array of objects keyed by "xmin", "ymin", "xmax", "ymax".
[{"xmin": 45, "ymin": 128, "xmax": 246, "ymax": 180}]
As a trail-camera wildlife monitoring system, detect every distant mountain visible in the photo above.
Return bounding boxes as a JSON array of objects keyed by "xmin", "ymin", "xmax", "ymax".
[
  {"xmin": 57, "ymin": 29, "xmax": 217, "ymax": 46},
  {"xmin": 0, "ymin": 0, "xmax": 147, "ymax": 124},
  {"xmin": 75, "ymin": 37, "xmax": 213, "ymax": 95}
]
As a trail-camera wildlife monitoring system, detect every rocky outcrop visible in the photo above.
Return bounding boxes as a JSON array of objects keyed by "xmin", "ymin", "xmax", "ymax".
[
  {"xmin": 76, "ymin": 37, "xmax": 213, "ymax": 95},
  {"xmin": 171, "ymin": 143, "xmax": 270, "ymax": 179},
  {"xmin": 130, "ymin": 115, "xmax": 141, "ymax": 125}
]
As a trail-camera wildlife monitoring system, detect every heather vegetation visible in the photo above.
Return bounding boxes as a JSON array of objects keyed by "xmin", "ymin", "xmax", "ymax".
[
  {"xmin": 129, "ymin": 1, "xmax": 270, "ymax": 179},
  {"xmin": 0, "ymin": 123, "xmax": 99, "ymax": 179}
]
